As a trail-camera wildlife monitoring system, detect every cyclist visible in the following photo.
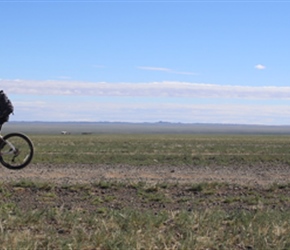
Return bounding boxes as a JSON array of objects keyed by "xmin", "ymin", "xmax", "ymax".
[
  {"xmin": 0, "ymin": 112, "xmax": 12, "ymax": 130},
  {"xmin": 0, "ymin": 90, "xmax": 14, "ymax": 131}
]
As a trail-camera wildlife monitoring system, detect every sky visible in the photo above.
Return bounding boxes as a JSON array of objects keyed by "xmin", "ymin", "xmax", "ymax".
[{"xmin": 1, "ymin": 0, "xmax": 290, "ymax": 125}]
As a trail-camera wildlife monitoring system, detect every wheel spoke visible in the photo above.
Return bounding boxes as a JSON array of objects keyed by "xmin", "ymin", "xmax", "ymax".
[{"xmin": 0, "ymin": 133, "xmax": 34, "ymax": 170}]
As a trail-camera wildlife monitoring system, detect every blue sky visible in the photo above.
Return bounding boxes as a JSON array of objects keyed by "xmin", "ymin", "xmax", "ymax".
[{"xmin": 1, "ymin": 1, "xmax": 290, "ymax": 124}]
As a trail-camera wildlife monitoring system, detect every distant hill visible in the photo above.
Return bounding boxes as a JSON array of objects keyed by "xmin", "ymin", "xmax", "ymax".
[{"xmin": 2, "ymin": 121, "xmax": 290, "ymax": 135}]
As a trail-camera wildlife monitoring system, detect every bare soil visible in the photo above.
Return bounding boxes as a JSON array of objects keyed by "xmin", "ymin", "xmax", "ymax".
[
  {"xmin": 1, "ymin": 163, "xmax": 290, "ymax": 186},
  {"xmin": 1, "ymin": 163, "xmax": 290, "ymax": 212}
]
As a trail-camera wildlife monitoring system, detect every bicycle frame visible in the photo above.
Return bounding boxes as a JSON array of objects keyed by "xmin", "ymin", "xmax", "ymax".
[{"xmin": 1, "ymin": 139, "xmax": 16, "ymax": 154}]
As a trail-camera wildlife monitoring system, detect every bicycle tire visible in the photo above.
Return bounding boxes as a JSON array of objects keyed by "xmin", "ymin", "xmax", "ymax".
[{"xmin": 0, "ymin": 133, "xmax": 34, "ymax": 170}]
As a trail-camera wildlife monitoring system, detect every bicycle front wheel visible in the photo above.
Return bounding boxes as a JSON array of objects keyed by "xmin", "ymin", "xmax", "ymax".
[{"xmin": 0, "ymin": 133, "xmax": 34, "ymax": 170}]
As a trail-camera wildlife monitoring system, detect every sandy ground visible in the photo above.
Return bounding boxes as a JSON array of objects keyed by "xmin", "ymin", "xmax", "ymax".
[
  {"xmin": 3, "ymin": 163, "xmax": 290, "ymax": 212},
  {"xmin": 1, "ymin": 163, "xmax": 290, "ymax": 187}
]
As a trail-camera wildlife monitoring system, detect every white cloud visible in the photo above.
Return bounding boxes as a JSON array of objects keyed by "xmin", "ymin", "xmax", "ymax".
[
  {"xmin": 137, "ymin": 66, "xmax": 196, "ymax": 75},
  {"xmin": 255, "ymin": 64, "xmax": 266, "ymax": 70},
  {"xmin": 3, "ymin": 79, "xmax": 290, "ymax": 124},
  {"xmin": 1, "ymin": 79, "xmax": 290, "ymax": 100},
  {"xmin": 137, "ymin": 66, "xmax": 171, "ymax": 72},
  {"xmin": 11, "ymin": 100, "xmax": 290, "ymax": 125}
]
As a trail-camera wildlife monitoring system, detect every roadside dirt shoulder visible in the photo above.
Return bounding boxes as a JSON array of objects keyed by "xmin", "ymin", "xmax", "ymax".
[
  {"xmin": 1, "ymin": 163, "xmax": 290, "ymax": 187},
  {"xmin": 2, "ymin": 163, "xmax": 290, "ymax": 213}
]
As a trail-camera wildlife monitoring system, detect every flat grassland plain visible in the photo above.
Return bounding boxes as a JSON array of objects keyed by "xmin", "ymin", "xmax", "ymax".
[{"xmin": 1, "ymin": 122, "xmax": 290, "ymax": 249}]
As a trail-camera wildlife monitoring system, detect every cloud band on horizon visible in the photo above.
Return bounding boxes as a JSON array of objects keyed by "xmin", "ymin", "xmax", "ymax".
[{"xmin": 1, "ymin": 79, "xmax": 289, "ymax": 100}]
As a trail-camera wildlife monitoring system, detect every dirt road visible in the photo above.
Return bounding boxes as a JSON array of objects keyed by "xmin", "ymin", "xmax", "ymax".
[
  {"xmin": 1, "ymin": 163, "xmax": 290, "ymax": 186},
  {"xmin": 2, "ymin": 163, "xmax": 290, "ymax": 212}
]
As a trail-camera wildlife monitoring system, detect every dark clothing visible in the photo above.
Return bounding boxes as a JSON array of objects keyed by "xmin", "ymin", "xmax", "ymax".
[
  {"xmin": 0, "ymin": 90, "xmax": 14, "ymax": 130},
  {"xmin": 0, "ymin": 114, "xmax": 9, "ymax": 125}
]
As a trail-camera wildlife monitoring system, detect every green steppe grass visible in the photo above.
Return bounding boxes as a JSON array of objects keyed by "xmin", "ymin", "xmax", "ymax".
[
  {"xmin": 2, "ymin": 201, "xmax": 290, "ymax": 250},
  {"xmin": 31, "ymin": 134, "xmax": 290, "ymax": 166},
  {"xmin": 1, "ymin": 134, "xmax": 290, "ymax": 249}
]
